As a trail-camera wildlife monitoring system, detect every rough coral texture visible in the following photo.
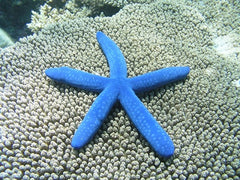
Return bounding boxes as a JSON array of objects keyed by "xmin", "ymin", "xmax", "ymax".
[
  {"xmin": 27, "ymin": 0, "xmax": 156, "ymax": 32},
  {"xmin": 27, "ymin": 2, "xmax": 92, "ymax": 32},
  {"xmin": 1, "ymin": 0, "xmax": 240, "ymax": 179},
  {"xmin": 79, "ymin": 0, "xmax": 155, "ymax": 8},
  {"xmin": 185, "ymin": 0, "xmax": 240, "ymax": 62}
]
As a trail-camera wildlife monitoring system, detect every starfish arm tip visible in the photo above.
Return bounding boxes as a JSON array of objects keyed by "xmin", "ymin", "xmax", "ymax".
[
  {"xmin": 128, "ymin": 66, "xmax": 190, "ymax": 92},
  {"xmin": 96, "ymin": 31, "xmax": 127, "ymax": 78},
  {"xmin": 96, "ymin": 31, "xmax": 104, "ymax": 38},
  {"xmin": 183, "ymin": 66, "xmax": 190, "ymax": 75},
  {"xmin": 45, "ymin": 67, "xmax": 57, "ymax": 79},
  {"xmin": 71, "ymin": 139, "xmax": 83, "ymax": 149},
  {"xmin": 120, "ymin": 87, "xmax": 175, "ymax": 157},
  {"xmin": 71, "ymin": 84, "xmax": 118, "ymax": 149},
  {"xmin": 154, "ymin": 137, "xmax": 175, "ymax": 158},
  {"xmin": 45, "ymin": 66, "xmax": 109, "ymax": 92}
]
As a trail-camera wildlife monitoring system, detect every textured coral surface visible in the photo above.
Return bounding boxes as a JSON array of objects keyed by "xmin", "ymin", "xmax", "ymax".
[{"xmin": 0, "ymin": 0, "xmax": 239, "ymax": 179}]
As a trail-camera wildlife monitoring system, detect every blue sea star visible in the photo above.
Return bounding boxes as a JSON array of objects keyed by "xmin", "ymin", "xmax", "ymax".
[{"xmin": 45, "ymin": 31, "xmax": 190, "ymax": 157}]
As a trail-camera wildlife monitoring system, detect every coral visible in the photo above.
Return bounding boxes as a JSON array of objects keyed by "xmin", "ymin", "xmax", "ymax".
[
  {"xmin": 27, "ymin": 2, "xmax": 92, "ymax": 32},
  {"xmin": 1, "ymin": 0, "xmax": 239, "ymax": 179},
  {"xmin": 185, "ymin": 0, "xmax": 240, "ymax": 37},
  {"xmin": 27, "ymin": 0, "xmax": 156, "ymax": 32},
  {"xmin": 78, "ymin": 0, "xmax": 155, "ymax": 8},
  {"xmin": 185, "ymin": 0, "xmax": 240, "ymax": 62},
  {"xmin": 232, "ymin": 79, "xmax": 240, "ymax": 88},
  {"xmin": 213, "ymin": 32, "xmax": 240, "ymax": 62}
]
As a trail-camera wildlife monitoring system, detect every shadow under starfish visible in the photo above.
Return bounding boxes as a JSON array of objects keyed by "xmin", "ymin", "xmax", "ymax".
[{"xmin": 45, "ymin": 31, "xmax": 190, "ymax": 157}]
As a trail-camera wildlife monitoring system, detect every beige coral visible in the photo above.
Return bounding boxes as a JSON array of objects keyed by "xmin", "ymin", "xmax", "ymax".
[
  {"xmin": 27, "ymin": 2, "xmax": 92, "ymax": 32},
  {"xmin": 27, "ymin": 0, "xmax": 156, "ymax": 32},
  {"xmin": 1, "ymin": 0, "xmax": 240, "ymax": 179}
]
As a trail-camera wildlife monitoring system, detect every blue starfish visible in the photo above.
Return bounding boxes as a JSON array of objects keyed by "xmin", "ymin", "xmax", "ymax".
[{"xmin": 45, "ymin": 31, "xmax": 190, "ymax": 157}]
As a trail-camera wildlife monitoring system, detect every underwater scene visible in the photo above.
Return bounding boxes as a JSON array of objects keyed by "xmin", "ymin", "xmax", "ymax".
[{"xmin": 0, "ymin": 0, "xmax": 239, "ymax": 179}]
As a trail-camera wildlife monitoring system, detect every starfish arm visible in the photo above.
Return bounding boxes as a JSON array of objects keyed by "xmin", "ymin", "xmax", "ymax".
[
  {"xmin": 119, "ymin": 87, "xmax": 174, "ymax": 157},
  {"xmin": 96, "ymin": 31, "xmax": 127, "ymax": 78},
  {"xmin": 71, "ymin": 83, "xmax": 118, "ymax": 148},
  {"xmin": 45, "ymin": 67, "xmax": 109, "ymax": 92},
  {"xmin": 128, "ymin": 66, "xmax": 190, "ymax": 93}
]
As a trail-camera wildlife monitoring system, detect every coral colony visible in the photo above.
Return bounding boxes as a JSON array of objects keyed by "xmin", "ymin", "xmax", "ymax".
[{"xmin": 45, "ymin": 31, "xmax": 190, "ymax": 157}]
